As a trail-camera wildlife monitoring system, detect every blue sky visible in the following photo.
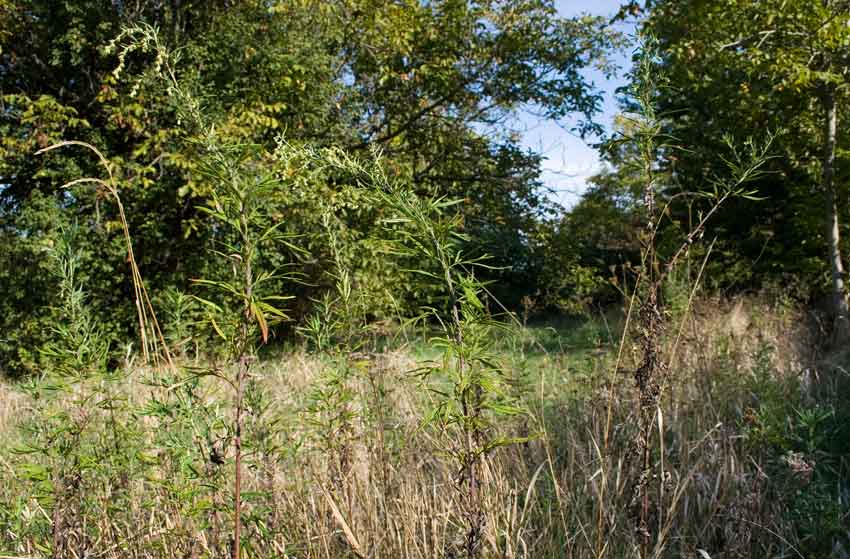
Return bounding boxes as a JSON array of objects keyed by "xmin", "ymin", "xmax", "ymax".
[{"xmin": 516, "ymin": 0, "xmax": 637, "ymax": 207}]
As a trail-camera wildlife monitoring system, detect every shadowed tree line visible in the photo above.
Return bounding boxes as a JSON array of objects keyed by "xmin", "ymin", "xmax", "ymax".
[
  {"xmin": 0, "ymin": 0, "xmax": 620, "ymax": 374},
  {"xmin": 4, "ymin": 0, "xmax": 850, "ymax": 376}
]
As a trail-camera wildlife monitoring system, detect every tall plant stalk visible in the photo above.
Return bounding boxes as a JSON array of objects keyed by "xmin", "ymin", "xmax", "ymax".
[
  {"xmin": 36, "ymin": 141, "xmax": 174, "ymax": 370},
  {"xmin": 377, "ymin": 185, "xmax": 525, "ymax": 559},
  {"xmin": 617, "ymin": 37, "xmax": 774, "ymax": 559},
  {"xmin": 107, "ymin": 25, "xmax": 300, "ymax": 557}
]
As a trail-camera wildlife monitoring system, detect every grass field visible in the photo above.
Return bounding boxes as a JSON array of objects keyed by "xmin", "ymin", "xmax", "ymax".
[{"xmin": 1, "ymin": 295, "xmax": 848, "ymax": 559}]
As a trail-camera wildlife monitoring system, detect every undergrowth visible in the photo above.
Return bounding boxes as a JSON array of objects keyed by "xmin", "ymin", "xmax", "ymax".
[
  {"xmin": 2, "ymin": 295, "xmax": 848, "ymax": 558},
  {"xmin": 0, "ymin": 26, "xmax": 847, "ymax": 559}
]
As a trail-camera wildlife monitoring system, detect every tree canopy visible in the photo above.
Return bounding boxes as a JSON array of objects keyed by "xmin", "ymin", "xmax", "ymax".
[
  {"xmin": 0, "ymin": 0, "xmax": 618, "ymax": 374},
  {"xmin": 6, "ymin": 0, "xmax": 850, "ymax": 374}
]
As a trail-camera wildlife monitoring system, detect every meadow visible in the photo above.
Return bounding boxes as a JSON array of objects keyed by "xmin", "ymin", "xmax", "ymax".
[
  {"xmin": 3, "ymin": 3, "xmax": 850, "ymax": 558},
  {"xmin": 2, "ymin": 291, "xmax": 846, "ymax": 559}
]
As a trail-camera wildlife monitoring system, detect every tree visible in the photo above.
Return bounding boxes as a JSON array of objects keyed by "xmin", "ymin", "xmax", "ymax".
[
  {"xmin": 720, "ymin": 0, "xmax": 850, "ymax": 338},
  {"xmin": 0, "ymin": 0, "xmax": 618, "ymax": 373},
  {"xmin": 631, "ymin": 0, "xmax": 850, "ymax": 336}
]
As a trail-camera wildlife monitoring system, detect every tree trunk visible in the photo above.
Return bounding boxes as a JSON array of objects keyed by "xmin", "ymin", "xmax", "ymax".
[{"xmin": 823, "ymin": 86, "xmax": 850, "ymax": 343}]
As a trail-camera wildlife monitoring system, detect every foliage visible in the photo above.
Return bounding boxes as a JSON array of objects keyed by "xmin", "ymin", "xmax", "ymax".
[
  {"xmin": 605, "ymin": 35, "xmax": 775, "ymax": 559},
  {"xmin": 12, "ymin": 224, "xmax": 142, "ymax": 558},
  {"xmin": 743, "ymin": 345, "xmax": 850, "ymax": 558},
  {"xmin": 6, "ymin": 4, "xmax": 850, "ymax": 559},
  {"xmin": 1, "ymin": 292, "xmax": 844, "ymax": 558},
  {"xmin": 0, "ymin": 0, "xmax": 618, "ymax": 374},
  {"xmin": 631, "ymin": 0, "xmax": 850, "ymax": 294},
  {"xmin": 377, "ymin": 179, "xmax": 528, "ymax": 558}
]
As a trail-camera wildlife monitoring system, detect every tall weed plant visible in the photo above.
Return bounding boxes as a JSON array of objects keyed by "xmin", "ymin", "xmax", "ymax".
[{"xmin": 607, "ymin": 36, "xmax": 774, "ymax": 559}]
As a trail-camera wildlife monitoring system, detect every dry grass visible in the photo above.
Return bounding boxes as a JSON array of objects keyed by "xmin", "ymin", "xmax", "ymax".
[
  {"xmin": 0, "ymin": 381, "xmax": 29, "ymax": 438},
  {"xmin": 0, "ymin": 296, "xmax": 837, "ymax": 559}
]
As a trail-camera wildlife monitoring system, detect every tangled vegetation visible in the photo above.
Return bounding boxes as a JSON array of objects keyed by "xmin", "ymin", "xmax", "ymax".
[{"xmin": 2, "ymin": 1, "xmax": 850, "ymax": 558}]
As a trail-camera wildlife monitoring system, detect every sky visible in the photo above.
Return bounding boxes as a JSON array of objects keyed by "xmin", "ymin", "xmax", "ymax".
[{"xmin": 516, "ymin": 0, "xmax": 638, "ymax": 207}]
